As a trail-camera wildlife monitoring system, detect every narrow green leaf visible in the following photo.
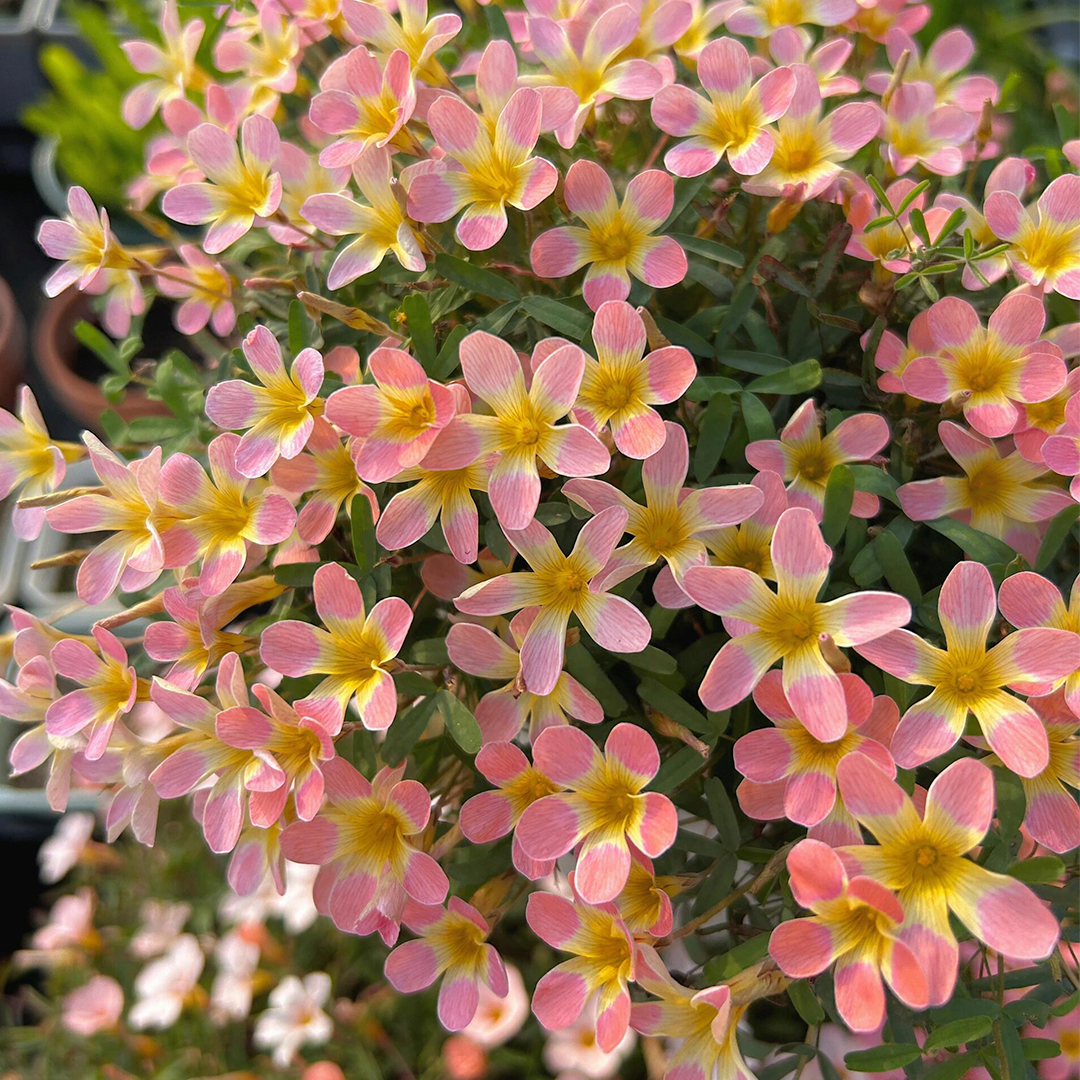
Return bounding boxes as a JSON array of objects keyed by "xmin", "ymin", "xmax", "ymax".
[
  {"xmin": 1007, "ymin": 855, "xmax": 1065, "ymax": 883},
  {"xmin": 720, "ymin": 350, "xmax": 790, "ymax": 375},
  {"xmin": 648, "ymin": 744, "xmax": 710, "ymax": 792},
  {"xmin": 520, "ymin": 295, "xmax": 591, "ymax": 339},
  {"xmin": 73, "ymin": 319, "xmax": 128, "ymax": 376},
  {"xmin": 746, "ymin": 359, "xmax": 822, "ymax": 395},
  {"xmin": 741, "ymin": 392, "xmax": 775, "ymax": 441},
  {"xmin": 993, "ymin": 766, "xmax": 1026, "ymax": 837},
  {"xmin": 849, "ymin": 464, "xmax": 901, "ymax": 506},
  {"xmin": 873, "ymin": 530, "xmax": 921, "ymax": 604},
  {"xmin": 435, "ymin": 253, "xmax": 520, "ymax": 301},
  {"xmin": 1021, "ymin": 1038, "xmax": 1062, "ymax": 1061},
  {"xmin": 383, "ymin": 694, "xmax": 439, "ymax": 765},
  {"xmin": 703, "ymin": 933, "xmax": 771, "ymax": 982},
  {"xmin": 431, "ymin": 324, "xmax": 468, "ymax": 380},
  {"xmin": 895, "ymin": 179, "xmax": 930, "ymax": 215},
  {"xmin": 821, "ymin": 464, "xmax": 855, "ymax": 546},
  {"xmin": 813, "ymin": 222, "xmax": 854, "ymax": 296},
  {"xmin": 350, "ymin": 494, "xmax": 377, "ymax": 577},
  {"xmin": 484, "ymin": 518, "xmax": 511, "ymax": 564},
  {"xmin": 661, "ymin": 175, "xmax": 706, "ymax": 230},
  {"xmin": 757, "ymin": 255, "xmax": 813, "ymax": 297},
  {"xmin": 638, "ymin": 678, "xmax": 712, "ymax": 734},
  {"xmin": 1034, "ymin": 503, "xmax": 1079, "ymax": 571},
  {"xmin": 997, "ymin": 1017, "xmax": 1027, "ymax": 1080},
  {"xmin": 694, "ymin": 393, "xmax": 733, "ymax": 481},
  {"xmin": 273, "ymin": 563, "xmax": 319, "ymax": 588},
  {"xmin": 288, "ymin": 299, "xmax": 314, "ymax": 354},
  {"xmin": 483, "ymin": 2, "xmax": 512, "ymax": 40},
  {"xmin": 788, "ymin": 981, "xmax": 826, "ymax": 1026},
  {"xmin": 685, "ymin": 376, "xmax": 741, "ymax": 400},
  {"xmin": 402, "ymin": 294, "xmax": 436, "ymax": 370},
  {"xmin": 436, "ymin": 690, "xmax": 482, "ymax": 754},
  {"xmin": 923, "ymin": 1016, "xmax": 993, "ymax": 1051},
  {"xmin": 564, "ymin": 644, "xmax": 627, "ymax": 717},
  {"xmin": 655, "ymin": 316, "xmax": 716, "ymax": 357},
  {"xmin": 923, "ymin": 517, "xmax": 1016, "ymax": 563},
  {"xmin": 704, "ymin": 776, "xmax": 740, "ymax": 851},
  {"xmin": 671, "ymin": 233, "xmax": 744, "ymax": 266},
  {"xmin": 616, "ymin": 645, "xmax": 677, "ymax": 674},
  {"xmin": 843, "ymin": 1045, "xmax": 922, "ymax": 1072},
  {"xmin": 473, "ymin": 300, "xmax": 520, "ymax": 334}
]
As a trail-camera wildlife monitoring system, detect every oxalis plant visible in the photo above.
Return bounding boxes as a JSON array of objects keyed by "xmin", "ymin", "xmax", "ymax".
[{"xmin": 4, "ymin": 0, "xmax": 1080, "ymax": 1076}]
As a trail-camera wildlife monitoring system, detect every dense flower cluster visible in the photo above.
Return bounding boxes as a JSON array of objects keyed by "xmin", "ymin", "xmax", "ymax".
[{"xmin": 7, "ymin": 0, "xmax": 1080, "ymax": 1075}]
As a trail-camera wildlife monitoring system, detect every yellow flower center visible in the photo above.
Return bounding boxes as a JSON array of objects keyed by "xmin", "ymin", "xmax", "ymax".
[
  {"xmin": 1061, "ymin": 1030, "xmax": 1080, "ymax": 1058},
  {"xmin": 466, "ymin": 157, "xmax": 521, "ymax": 207},
  {"xmin": 1016, "ymin": 218, "xmax": 1080, "ymax": 278},
  {"xmin": 225, "ymin": 166, "xmax": 276, "ymax": 218},
  {"xmin": 760, "ymin": 0, "xmax": 807, "ymax": 26},
  {"xmin": 1024, "ymin": 395, "xmax": 1067, "ymax": 430},
  {"xmin": 951, "ymin": 331, "xmax": 1020, "ymax": 396},
  {"xmin": 963, "ymin": 459, "xmax": 1011, "ymax": 514},
  {"xmin": 430, "ymin": 911, "xmax": 488, "ymax": 972},
  {"xmin": 773, "ymin": 131, "xmax": 824, "ymax": 176},
  {"xmin": 592, "ymin": 219, "xmax": 637, "ymax": 263},
  {"xmin": 503, "ymin": 766, "xmax": 560, "ymax": 817},
  {"xmin": 915, "ymin": 844, "xmax": 938, "ymax": 867},
  {"xmin": 637, "ymin": 505, "xmax": 690, "ymax": 559},
  {"xmin": 793, "ymin": 445, "xmax": 833, "ymax": 484}
]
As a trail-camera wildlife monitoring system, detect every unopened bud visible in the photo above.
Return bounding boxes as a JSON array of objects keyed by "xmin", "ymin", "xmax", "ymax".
[
  {"xmin": 976, "ymin": 98, "xmax": 994, "ymax": 145},
  {"xmin": 469, "ymin": 870, "xmax": 515, "ymax": 919},
  {"xmin": 637, "ymin": 306, "xmax": 671, "ymax": 350},
  {"xmin": 818, "ymin": 633, "xmax": 851, "ymax": 674}
]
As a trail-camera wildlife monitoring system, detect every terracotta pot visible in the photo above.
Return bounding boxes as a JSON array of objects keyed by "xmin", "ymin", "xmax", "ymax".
[
  {"xmin": 32, "ymin": 287, "xmax": 170, "ymax": 432},
  {"xmin": 0, "ymin": 275, "xmax": 27, "ymax": 410}
]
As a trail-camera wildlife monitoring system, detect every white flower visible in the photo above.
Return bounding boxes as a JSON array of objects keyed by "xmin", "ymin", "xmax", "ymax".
[
  {"xmin": 130, "ymin": 900, "xmax": 191, "ymax": 958},
  {"xmin": 38, "ymin": 812, "xmax": 94, "ymax": 884},
  {"xmin": 461, "ymin": 963, "xmax": 529, "ymax": 1049},
  {"xmin": 211, "ymin": 929, "xmax": 261, "ymax": 1023},
  {"xmin": 128, "ymin": 934, "xmax": 205, "ymax": 1030},
  {"xmin": 543, "ymin": 995, "xmax": 637, "ymax": 1080},
  {"xmin": 253, "ymin": 972, "xmax": 333, "ymax": 1068},
  {"xmin": 219, "ymin": 861, "xmax": 319, "ymax": 934}
]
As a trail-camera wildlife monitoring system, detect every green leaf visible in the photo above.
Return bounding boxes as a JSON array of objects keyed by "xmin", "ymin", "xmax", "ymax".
[
  {"xmin": 746, "ymin": 359, "xmax": 822, "ymax": 395},
  {"xmin": 873, "ymin": 530, "xmax": 921, "ymax": 604},
  {"xmin": 993, "ymin": 766, "xmax": 1027, "ymax": 837},
  {"xmin": 1007, "ymin": 855, "xmax": 1065, "ymax": 883},
  {"xmin": 125, "ymin": 415, "xmax": 188, "ymax": 441},
  {"xmin": 431, "ymin": 324, "xmax": 468, "ymax": 380},
  {"xmin": 694, "ymin": 393, "xmax": 733, "ymax": 482},
  {"xmin": 520, "ymin": 295, "xmax": 591, "ymax": 339},
  {"xmin": 685, "ymin": 376, "xmax": 741, "ymax": 400},
  {"xmin": 288, "ymin": 299, "xmax": 315, "ymax": 355},
  {"xmin": 923, "ymin": 1016, "xmax": 994, "ymax": 1051},
  {"xmin": 672, "ymin": 233, "xmax": 744, "ymax": 266},
  {"xmin": 813, "ymin": 222, "xmax": 853, "ymax": 296},
  {"xmin": 648, "ymin": 744, "xmax": 710, "ymax": 792},
  {"xmin": 843, "ymin": 1046, "xmax": 923, "ymax": 1072},
  {"xmin": 821, "ymin": 464, "xmax": 854, "ymax": 546},
  {"xmin": 73, "ymin": 319, "xmax": 129, "ymax": 376},
  {"xmin": 383, "ymin": 694, "xmax": 440, "ymax": 765},
  {"xmin": 638, "ymin": 678, "xmax": 712, "ymax": 734},
  {"xmin": 484, "ymin": 517, "xmax": 512, "ymax": 564},
  {"xmin": 922, "ymin": 1052, "xmax": 980, "ymax": 1080},
  {"xmin": 564, "ymin": 644, "xmax": 627, "ymax": 717},
  {"xmin": 617, "ymin": 645, "xmax": 677, "ymax": 674},
  {"xmin": 1021, "ymin": 1038, "xmax": 1062, "ymax": 1061},
  {"xmin": 716, "ymin": 278, "xmax": 758, "ymax": 346},
  {"xmin": 274, "ymin": 563, "xmax": 319, "ymax": 588},
  {"xmin": 435, "ymin": 253, "xmax": 520, "ymax": 301},
  {"xmin": 721, "ymin": 350, "xmax": 790, "ymax": 375},
  {"xmin": 483, "ymin": 1, "xmax": 512, "ymax": 40},
  {"xmin": 393, "ymin": 671, "xmax": 437, "ymax": 697},
  {"xmin": 866, "ymin": 175, "xmax": 895, "ymax": 213},
  {"xmin": 895, "ymin": 179, "xmax": 930, "ymax": 214},
  {"xmin": 757, "ymin": 255, "xmax": 812, "ymax": 297},
  {"xmin": 704, "ymin": 776, "xmax": 740, "ymax": 850},
  {"xmin": 703, "ymin": 933, "xmax": 771, "ymax": 982},
  {"xmin": 436, "ymin": 691, "xmax": 482, "ymax": 754},
  {"xmin": 1034, "ymin": 503, "xmax": 1079, "ymax": 571},
  {"xmin": 350, "ymin": 494, "xmax": 376, "ymax": 578},
  {"xmin": 402, "ymin": 294, "xmax": 436, "ymax": 370},
  {"xmin": 740, "ymin": 392, "xmax": 775, "ymax": 441},
  {"xmin": 661, "ymin": 176, "xmax": 707, "ymax": 230},
  {"xmin": 99, "ymin": 408, "xmax": 128, "ymax": 444},
  {"xmin": 656, "ymin": 317, "xmax": 716, "ymax": 357},
  {"xmin": 411, "ymin": 638, "xmax": 450, "ymax": 665},
  {"xmin": 924, "ymin": 518, "xmax": 1016, "ymax": 564},
  {"xmin": 997, "ymin": 1017, "xmax": 1027, "ymax": 1080},
  {"xmin": 788, "ymin": 981, "xmax": 826, "ymax": 1026},
  {"xmin": 849, "ymin": 465, "xmax": 901, "ymax": 506},
  {"xmin": 473, "ymin": 301, "xmax": 520, "ymax": 334}
]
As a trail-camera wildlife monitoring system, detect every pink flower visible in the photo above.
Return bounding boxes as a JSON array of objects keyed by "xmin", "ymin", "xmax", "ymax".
[
  {"xmin": 866, "ymin": 28, "xmax": 997, "ymax": 113},
  {"xmin": 1035, "ymin": 1003, "xmax": 1080, "ymax": 1080},
  {"xmin": 461, "ymin": 962, "xmax": 529, "ymax": 1048},
  {"xmin": 526, "ymin": 889, "xmax": 636, "ymax": 1052},
  {"xmin": 735, "ymin": 669, "xmax": 898, "ymax": 841},
  {"xmin": 570, "ymin": 302, "xmax": 697, "ymax": 458},
  {"xmin": 672, "ymin": 0, "xmax": 734, "ymax": 66},
  {"xmin": 209, "ymin": 928, "xmax": 260, "ymax": 1022},
  {"xmin": 385, "ymin": 897, "xmax": 508, "ymax": 1031},
  {"xmin": 84, "ymin": 267, "xmax": 146, "ymax": 338},
  {"xmin": 159, "ymin": 432, "xmax": 296, "ymax": 595},
  {"xmin": 770, "ymin": 838, "xmax": 928, "ymax": 1031},
  {"xmin": 324, "ymin": 346, "xmax": 456, "ymax": 483},
  {"xmin": 253, "ymin": 973, "xmax": 333, "ymax": 1067},
  {"xmin": 375, "ymin": 450, "xmax": 493, "ymax": 565},
  {"xmin": 206, "ymin": 325, "xmax": 324, "ymax": 478},
  {"xmin": 0, "ymin": 385, "xmax": 80, "ymax": 540},
  {"xmin": 162, "ymin": 115, "xmax": 283, "ymax": 254},
  {"xmin": 998, "ymin": 572, "xmax": 1080, "ymax": 715},
  {"xmin": 148, "ymin": 656, "xmax": 287, "ymax": 853},
  {"xmin": 303, "ymin": 145, "xmax": 426, "ymax": 286},
  {"xmin": 5, "ymin": 655, "xmax": 84, "ymax": 811},
  {"xmin": 901, "ymin": 294, "xmax": 1066, "ymax": 439},
  {"xmin": 935, "ymin": 156, "xmax": 1034, "ymax": 291},
  {"xmin": 36, "ymin": 186, "xmax": 133, "ymax": 297},
  {"xmin": 32, "ymin": 885, "xmax": 95, "ymax": 947},
  {"xmin": 120, "ymin": 0, "xmax": 204, "ymax": 129},
  {"xmin": 260, "ymin": 561, "xmax": 413, "ymax": 730},
  {"xmin": 272, "ymin": 417, "xmax": 379, "ymax": 545},
  {"xmin": 1042, "ymin": 387, "xmax": 1080, "ymax": 499},
  {"xmin": 856, "ymin": 561, "xmax": 1079, "ymax": 777},
  {"xmin": 268, "ymin": 141, "xmax": 352, "ymax": 246},
  {"xmin": 342, "ymin": 0, "xmax": 461, "ymax": 87},
  {"xmin": 767, "ymin": 27, "xmax": 859, "ymax": 98},
  {"xmin": 459, "ymin": 740, "xmax": 564, "ymax": 878},
  {"xmin": 880, "ymin": 80, "xmax": 975, "ymax": 176},
  {"xmin": 630, "ymin": 943, "xmax": 754, "ymax": 1080},
  {"xmin": 280, "ymin": 757, "xmax": 448, "ymax": 934},
  {"xmin": 45, "ymin": 625, "xmax": 138, "ymax": 761},
  {"xmin": 745, "ymin": 398, "xmax": 890, "ymax": 520},
  {"xmin": 426, "ymin": 331, "xmax": 609, "ymax": 529},
  {"xmin": 308, "ymin": 47, "xmax": 417, "ymax": 166},
  {"xmin": 682, "ymin": 507, "xmax": 911, "ymax": 738},
  {"xmin": 470, "ymin": 38, "xmax": 576, "ymax": 136},
  {"xmin": 62, "ymin": 975, "xmax": 124, "ymax": 1035},
  {"xmin": 867, "ymin": 308, "xmax": 933, "ymax": 393},
  {"xmin": 543, "ymin": 993, "xmax": 637, "ymax": 1079},
  {"xmin": 725, "ymin": 0, "xmax": 857, "ymax": 37},
  {"xmin": 844, "ymin": 177, "xmax": 950, "ymax": 275},
  {"xmin": 743, "ymin": 63, "xmax": 880, "ymax": 199},
  {"xmin": 531, "ymin": 162, "xmax": 687, "ymax": 309},
  {"xmin": 143, "ymin": 575, "xmax": 285, "ymax": 691},
  {"xmin": 610, "ymin": 846, "xmax": 674, "ymax": 937},
  {"xmin": 155, "ymin": 244, "xmax": 236, "ymax": 336},
  {"xmin": 651, "ymin": 38, "xmax": 796, "ymax": 177},
  {"xmin": 521, "ymin": 4, "xmax": 662, "ymax": 148},
  {"xmin": 847, "ymin": 0, "xmax": 929, "ymax": 44},
  {"xmin": 984, "ymin": 174, "xmax": 1080, "ymax": 300},
  {"xmin": 130, "ymin": 899, "xmax": 191, "ymax": 958},
  {"xmin": 214, "ymin": 7, "xmax": 299, "ymax": 99},
  {"xmin": 448, "ymin": 614, "xmax": 602, "ymax": 744},
  {"xmin": 565, "ymin": 421, "xmax": 763, "ymax": 589},
  {"xmin": 896, "ymin": 420, "xmax": 1074, "ymax": 565},
  {"xmin": 835, "ymin": 755, "xmax": 1059, "ymax": 1006},
  {"xmin": 653, "ymin": 469, "xmax": 789, "ymax": 608},
  {"xmin": 405, "ymin": 88, "xmax": 557, "ymax": 250},
  {"xmin": 515, "ymin": 723, "xmax": 677, "ymax": 903},
  {"xmin": 1012, "ymin": 368, "xmax": 1079, "ymax": 466},
  {"xmin": 980, "ymin": 688, "xmax": 1079, "ymax": 854},
  {"xmin": 454, "ymin": 509, "xmax": 650, "ymax": 695}
]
